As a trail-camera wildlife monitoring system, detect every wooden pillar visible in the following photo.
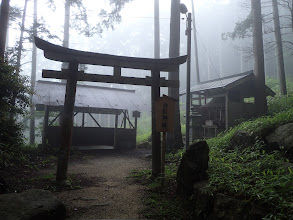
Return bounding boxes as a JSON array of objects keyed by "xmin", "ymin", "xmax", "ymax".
[
  {"xmin": 56, "ymin": 61, "xmax": 79, "ymax": 184},
  {"xmin": 123, "ymin": 111, "xmax": 126, "ymax": 129},
  {"xmin": 134, "ymin": 116, "xmax": 138, "ymax": 147},
  {"xmin": 114, "ymin": 112, "xmax": 119, "ymax": 149},
  {"xmin": 151, "ymin": 70, "xmax": 161, "ymax": 177},
  {"xmin": 82, "ymin": 113, "xmax": 85, "ymax": 127},
  {"xmin": 42, "ymin": 105, "xmax": 49, "ymax": 146},
  {"xmin": 225, "ymin": 93, "xmax": 229, "ymax": 130}
]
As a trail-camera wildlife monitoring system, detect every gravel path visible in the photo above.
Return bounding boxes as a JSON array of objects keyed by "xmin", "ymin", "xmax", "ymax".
[{"xmin": 54, "ymin": 149, "xmax": 151, "ymax": 219}]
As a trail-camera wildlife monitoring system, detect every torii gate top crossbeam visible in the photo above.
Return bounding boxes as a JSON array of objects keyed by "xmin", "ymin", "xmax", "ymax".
[{"xmin": 34, "ymin": 37, "xmax": 187, "ymax": 72}]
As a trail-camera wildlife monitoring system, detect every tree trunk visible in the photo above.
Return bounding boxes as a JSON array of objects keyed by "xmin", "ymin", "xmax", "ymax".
[
  {"xmin": 0, "ymin": 0, "xmax": 10, "ymax": 60},
  {"xmin": 251, "ymin": 0, "xmax": 268, "ymax": 114},
  {"xmin": 191, "ymin": 0, "xmax": 200, "ymax": 84},
  {"xmin": 62, "ymin": 0, "xmax": 70, "ymax": 70},
  {"xmin": 167, "ymin": 0, "xmax": 183, "ymax": 150},
  {"xmin": 10, "ymin": 0, "xmax": 28, "ymax": 121},
  {"xmin": 30, "ymin": 0, "xmax": 38, "ymax": 145},
  {"xmin": 272, "ymin": 0, "xmax": 287, "ymax": 95},
  {"xmin": 154, "ymin": 0, "xmax": 160, "ymax": 59},
  {"xmin": 291, "ymin": 0, "xmax": 293, "ymax": 30},
  {"xmin": 16, "ymin": 0, "xmax": 29, "ymax": 70}
]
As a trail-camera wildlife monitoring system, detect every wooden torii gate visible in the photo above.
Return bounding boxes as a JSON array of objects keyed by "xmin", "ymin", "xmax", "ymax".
[{"xmin": 34, "ymin": 37, "xmax": 187, "ymax": 184}]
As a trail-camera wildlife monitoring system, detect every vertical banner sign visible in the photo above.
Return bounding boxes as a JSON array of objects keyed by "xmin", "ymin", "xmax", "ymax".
[
  {"xmin": 155, "ymin": 95, "xmax": 176, "ymax": 182},
  {"xmin": 155, "ymin": 95, "xmax": 176, "ymax": 132}
]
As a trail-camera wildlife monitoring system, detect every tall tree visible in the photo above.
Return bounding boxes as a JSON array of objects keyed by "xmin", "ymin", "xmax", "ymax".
[
  {"xmin": 60, "ymin": 0, "xmax": 70, "ymax": 71},
  {"xmin": 167, "ymin": 0, "xmax": 183, "ymax": 150},
  {"xmin": 30, "ymin": 0, "xmax": 38, "ymax": 145},
  {"xmin": 0, "ymin": 0, "xmax": 10, "ymax": 60},
  {"xmin": 251, "ymin": 0, "xmax": 268, "ymax": 114},
  {"xmin": 273, "ymin": 0, "xmax": 287, "ymax": 95},
  {"xmin": 154, "ymin": 0, "xmax": 160, "ymax": 59},
  {"xmin": 10, "ymin": 0, "xmax": 29, "ymax": 121},
  {"xmin": 16, "ymin": 0, "xmax": 29, "ymax": 71}
]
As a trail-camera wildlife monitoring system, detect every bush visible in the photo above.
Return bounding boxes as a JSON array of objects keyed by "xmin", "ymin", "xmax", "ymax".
[{"xmin": 0, "ymin": 61, "xmax": 31, "ymax": 168}]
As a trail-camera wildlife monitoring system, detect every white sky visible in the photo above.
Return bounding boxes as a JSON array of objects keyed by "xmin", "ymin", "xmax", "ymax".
[{"xmin": 6, "ymin": 0, "xmax": 245, "ymax": 82}]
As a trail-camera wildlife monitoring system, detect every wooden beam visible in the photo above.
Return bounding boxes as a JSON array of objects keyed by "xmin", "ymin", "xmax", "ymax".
[
  {"xmin": 151, "ymin": 70, "xmax": 161, "ymax": 177},
  {"xmin": 48, "ymin": 112, "xmax": 62, "ymax": 127},
  {"xmin": 35, "ymin": 37, "xmax": 187, "ymax": 72},
  {"xmin": 42, "ymin": 70, "xmax": 179, "ymax": 88},
  {"xmin": 56, "ymin": 61, "xmax": 79, "ymax": 184},
  {"xmin": 114, "ymin": 67, "xmax": 121, "ymax": 77},
  {"xmin": 88, "ymin": 113, "xmax": 101, "ymax": 127},
  {"xmin": 36, "ymin": 104, "xmax": 123, "ymax": 115}
]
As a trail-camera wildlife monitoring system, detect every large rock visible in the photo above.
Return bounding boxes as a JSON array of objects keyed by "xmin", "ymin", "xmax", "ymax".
[
  {"xmin": 176, "ymin": 141, "xmax": 209, "ymax": 195},
  {"xmin": 210, "ymin": 193, "xmax": 266, "ymax": 220},
  {"xmin": 266, "ymin": 123, "xmax": 293, "ymax": 160},
  {"xmin": 192, "ymin": 183, "xmax": 267, "ymax": 220},
  {"xmin": 228, "ymin": 131, "xmax": 257, "ymax": 151},
  {"xmin": 0, "ymin": 189, "xmax": 66, "ymax": 220}
]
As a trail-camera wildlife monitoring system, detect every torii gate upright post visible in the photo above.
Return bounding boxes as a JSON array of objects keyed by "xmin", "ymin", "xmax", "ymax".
[
  {"xmin": 56, "ymin": 61, "xmax": 78, "ymax": 184},
  {"xmin": 151, "ymin": 69, "xmax": 161, "ymax": 176}
]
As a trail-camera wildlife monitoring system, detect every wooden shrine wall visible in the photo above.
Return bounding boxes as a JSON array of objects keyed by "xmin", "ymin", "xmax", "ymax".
[{"xmin": 47, "ymin": 127, "xmax": 135, "ymax": 150}]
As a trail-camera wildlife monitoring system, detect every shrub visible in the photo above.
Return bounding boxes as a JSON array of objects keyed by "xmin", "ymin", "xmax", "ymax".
[{"xmin": 0, "ymin": 61, "xmax": 31, "ymax": 168}]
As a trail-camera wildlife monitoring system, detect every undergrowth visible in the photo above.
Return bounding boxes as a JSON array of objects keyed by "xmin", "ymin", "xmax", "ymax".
[{"xmin": 130, "ymin": 151, "xmax": 196, "ymax": 220}]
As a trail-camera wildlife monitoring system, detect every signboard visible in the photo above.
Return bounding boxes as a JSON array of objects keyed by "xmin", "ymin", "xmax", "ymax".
[{"xmin": 155, "ymin": 95, "xmax": 176, "ymax": 132}]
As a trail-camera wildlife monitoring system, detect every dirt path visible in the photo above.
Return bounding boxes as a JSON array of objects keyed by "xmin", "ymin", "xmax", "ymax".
[{"xmin": 52, "ymin": 149, "xmax": 151, "ymax": 219}]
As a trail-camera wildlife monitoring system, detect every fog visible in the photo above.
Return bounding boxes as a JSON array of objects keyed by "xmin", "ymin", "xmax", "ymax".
[
  {"xmin": 8, "ymin": 0, "xmax": 255, "ymax": 88},
  {"xmin": 6, "ymin": 0, "xmax": 293, "ymax": 139}
]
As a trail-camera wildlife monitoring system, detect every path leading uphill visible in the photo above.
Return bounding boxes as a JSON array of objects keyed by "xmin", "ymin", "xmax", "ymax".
[{"xmin": 53, "ymin": 149, "xmax": 151, "ymax": 219}]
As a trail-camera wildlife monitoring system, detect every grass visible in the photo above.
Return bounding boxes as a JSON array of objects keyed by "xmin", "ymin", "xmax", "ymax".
[
  {"xmin": 131, "ymin": 77, "xmax": 293, "ymax": 220},
  {"xmin": 130, "ymin": 153, "xmax": 198, "ymax": 220},
  {"xmin": 136, "ymin": 113, "xmax": 152, "ymax": 145},
  {"xmin": 204, "ymin": 78, "xmax": 293, "ymax": 219}
]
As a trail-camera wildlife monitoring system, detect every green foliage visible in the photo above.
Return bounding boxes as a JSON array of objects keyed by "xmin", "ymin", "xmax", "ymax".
[
  {"xmin": 206, "ymin": 93, "xmax": 293, "ymax": 219},
  {"xmin": 207, "ymin": 109, "xmax": 293, "ymax": 150},
  {"xmin": 136, "ymin": 113, "xmax": 151, "ymax": 144},
  {"xmin": 266, "ymin": 77, "xmax": 293, "ymax": 115},
  {"xmin": 0, "ymin": 61, "xmax": 31, "ymax": 169},
  {"xmin": 130, "ymin": 150, "xmax": 197, "ymax": 220},
  {"xmin": 208, "ymin": 142, "xmax": 293, "ymax": 219},
  {"xmin": 222, "ymin": 12, "xmax": 253, "ymax": 40}
]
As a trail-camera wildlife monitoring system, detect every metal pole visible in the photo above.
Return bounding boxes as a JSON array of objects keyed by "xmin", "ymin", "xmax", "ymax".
[{"xmin": 185, "ymin": 13, "xmax": 192, "ymax": 150}]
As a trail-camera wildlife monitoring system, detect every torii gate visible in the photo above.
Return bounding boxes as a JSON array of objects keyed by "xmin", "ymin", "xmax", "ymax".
[{"xmin": 34, "ymin": 37, "xmax": 187, "ymax": 184}]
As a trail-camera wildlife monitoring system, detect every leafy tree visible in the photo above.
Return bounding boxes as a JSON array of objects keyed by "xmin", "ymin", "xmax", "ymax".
[
  {"xmin": 0, "ymin": 61, "xmax": 30, "ymax": 147},
  {"xmin": 223, "ymin": 0, "xmax": 291, "ymax": 95}
]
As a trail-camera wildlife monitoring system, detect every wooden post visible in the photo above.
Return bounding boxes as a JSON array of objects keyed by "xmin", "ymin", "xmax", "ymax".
[
  {"xmin": 82, "ymin": 113, "xmax": 85, "ymax": 127},
  {"xmin": 151, "ymin": 70, "xmax": 161, "ymax": 177},
  {"xmin": 56, "ymin": 61, "xmax": 79, "ymax": 184},
  {"xmin": 225, "ymin": 93, "xmax": 229, "ymax": 130},
  {"xmin": 42, "ymin": 105, "xmax": 49, "ymax": 146},
  {"xmin": 185, "ymin": 13, "xmax": 192, "ymax": 150},
  {"xmin": 161, "ymin": 131, "xmax": 166, "ymax": 177},
  {"xmin": 123, "ymin": 111, "xmax": 127, "ymax": 129},
  {"xmin": 114, "ymin": 112, "xmax": 119, "ymax": 149}
]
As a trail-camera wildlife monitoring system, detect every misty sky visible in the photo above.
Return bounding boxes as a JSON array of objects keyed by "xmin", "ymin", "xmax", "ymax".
[{"xmin": 7, "ymin": 0, "xmax": 250, "ymax": 84}]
